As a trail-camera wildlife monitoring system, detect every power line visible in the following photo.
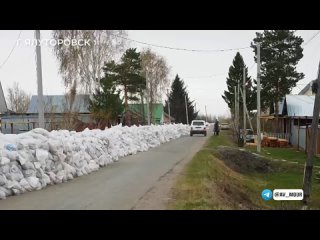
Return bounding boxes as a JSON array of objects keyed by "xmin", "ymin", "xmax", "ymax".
[
  {"xmin": 0, "ymin": 30, "xmax": 23, "ymax": 70},
  {"xmin": 111, "ymin": 33, "xmax": 251, "ymax": 53},
  {"xmin": 183, "ymin": 72, "xmax": 227, "ymax": 79},
  {"xmin": 183, "ymin": 62, "xmax": 256, "ymax": 79},
  {"xmin": 303, "ymin": 30, "xmax": 320, "ymax": 47}
]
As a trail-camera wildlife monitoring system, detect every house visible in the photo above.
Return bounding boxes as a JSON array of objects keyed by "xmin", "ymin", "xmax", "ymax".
[
  {"xmin": 1, "ymin": 94, "xmax": 91, "ymax": 134},
  {"xmin": 262, "ymin": 94, "xmax": 320, "ymax": 153},
  {"xmin": 298, "ymin": 80, "xmax": 316, "ymax": 96},
  {"xmin": 163, "ymin": 112, "xmax": 175, "ymax": 124},
  {"xmin": 127, "ymin": 103, "xmax": 169, "ymax": 125},
  {"xmin": 0, "ymin": 81, "xmax": 8, "ymax": 114}
]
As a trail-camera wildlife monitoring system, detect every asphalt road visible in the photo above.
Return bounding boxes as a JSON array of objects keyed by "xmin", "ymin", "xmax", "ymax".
[{"xmin": 0, "ymin": 131, "xmax": 210, "ymax": 210}]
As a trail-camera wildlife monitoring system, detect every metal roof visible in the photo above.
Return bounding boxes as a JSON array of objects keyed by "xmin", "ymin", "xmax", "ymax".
[
  {"xmin": 283, "ymin": 95, "xmax": 315, "ymax": 117},
  {"xmin": 0, "ymin": 81, "xmax": 8, "ymax": 114},
  {"xmin": 27, "ymin": 95, "xmax": 90, "ymax": 114}
]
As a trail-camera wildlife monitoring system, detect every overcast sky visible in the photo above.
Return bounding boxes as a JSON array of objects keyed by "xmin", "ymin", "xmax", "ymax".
[{"xmin": 1, "ymin": 30, "xmax": 320, "ymax": 117}]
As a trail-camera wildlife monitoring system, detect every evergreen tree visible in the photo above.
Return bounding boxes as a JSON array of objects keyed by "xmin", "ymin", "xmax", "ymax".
[
  {"xmin": 165, "ymin": 75, "xmax": 198, "ymax": 124},
  {"xmin": 102, "ymin": 48, "xmax": 145, "ymax": 126},
  {"xmin": 251, "ymin": 30, "xmax": 304, "ymax": 114},
  {"xmin": 222, "ymin": 52, "xmax": 256, "ymax": 124},
  {"xmin": 89, "ymin": 74, "xmax": 124, "ymax": 127}
]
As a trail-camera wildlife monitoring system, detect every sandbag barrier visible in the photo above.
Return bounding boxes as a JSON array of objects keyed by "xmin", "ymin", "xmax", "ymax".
[{"xmin": 0, "ymin": 124, "xmax": 190, "ymax": 200}]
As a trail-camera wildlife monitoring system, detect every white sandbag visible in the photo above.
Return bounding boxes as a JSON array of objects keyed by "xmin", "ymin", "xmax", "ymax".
[
  {"xmin": 56, "ymin": 170, "xmax": 66, "ymax": 183},
  {"xmin": 40, "ymin": 178, "xmax": 47, "ymax": 188},
  {"xmin": 20, "ymin": 178, "xmax": 33, "ymax": 192},
  {"xmin": 0, "ymin": 186, "xmax": 12, "ymax": 197},
  {"xmin": 88, "ymin": 160, "xmax": 99, "ymax": 171},
  {"xmin": 23, "ymin": 169, "xmax": 36, "ymax": 177},
  {"xmin": 17, "ymin": 152, "xmax": 27, "ymax": 165},
  {"xmin": 1, "ymin": 165, "xmax": 10, "ymax": 174},
  {"xmin": 36, "ymin": 149, "xmax": 49, "ymax": 163},
  {"xmin": 7, "ymin": 180, "xmax": 23, "ymax": 193},
  {"xmin": 26, "ymin": 177, "xmax": 40, "ymax": 189},
  {"xmin": 21, "ymin": 161, "xmax": 35, "ymax": 171},
  {"xmin": 4, "ymin": 143, "xmax": 17, "ymax": 151},
  {"xmin": 36, "ymin": 168, "xmax": 45, "ymax": 178},
  {"xmin": 63, "ymin": 162, "xmax": 76, "ymax": 176},
  {"xmin": 76, "ymin": 170, "xmax": 83, "ymax": 177},
  {"xmin": 0, "ymin": 156, "xmax": 10, "ymax": 166},
  {"xmin": 42, "ymin": 174, "xmax": 51, "ymax": 185},
  {"xmin": 47, "ymin": 171, "xmax": 57, "ymax": 183},
  {"xmin": 0, "ymin": 174, "xmax": 7, "ymax": 186},
  {"xmin": 58, "ymin": 152, "xmax": 66, "ymax": 162},
  {"xmin": 48, "ymin": 140, "xmax": 61, "ymax": 154},
  {"xmin": 34, "ymin": 162, "xmax": 41, "ymax": 169},
  {"xmin": 3, "ymin": 149, "xmax": 18, "ymax": 161},
  {"xmin": 9, "ymin": 165, "xmax": 24, "ymax": 182},
  {"xmin": 40, "ymin": 142, "xmax": 50, "ymax": 151},
  {"xmin": 81, "ymin": 167, "xmax": 88, "ymax": 175},
  {"xmin": 0, "ymin": 189, "xmax": 6, "ymax": 199}
]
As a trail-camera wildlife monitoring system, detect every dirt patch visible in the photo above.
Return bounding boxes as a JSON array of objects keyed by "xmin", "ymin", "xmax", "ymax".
[{"xmin": 214, "ymin": 146, "xmax": 273, "ymax": 174}]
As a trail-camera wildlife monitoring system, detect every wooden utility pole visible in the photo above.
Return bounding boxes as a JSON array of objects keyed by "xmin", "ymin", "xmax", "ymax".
[
  {"xmin": 146, "ymin": 70, "xmax": 150, "ymax": 125},
  {"xmin": 240, "ymin": 88, "xmax": 253, "ymax": 131},
  {"xmin": 237, "ymin": 78, "xmax": 240, "ymax": 138},
  {"xmin": 257, "ymin": 43, "xmax": 261, "ymax": 153},
  {"xmin": 303, "ymin": 61, "xmax": 320, "ymax": 204},
  {"xmin": 234, "ymin": 86, "xmax": 237, "ymax": 133},
  {"xmin": 35, "ymin": 30, "xmax": 45, "ymax": 129},
  {"xmin": 185, "ymin": 95, "xmax": 189, "ymax": 125},
  {"xmin": 167, "ymin": 89, "xmax": 171, "ymax": 123},
  {"xmin": 243, "ymin": 67, "xmax": 246, "ymax": 144},
  {"xmin": 205, "ymin": 105, "xmax": 208, "ymax": 123}
]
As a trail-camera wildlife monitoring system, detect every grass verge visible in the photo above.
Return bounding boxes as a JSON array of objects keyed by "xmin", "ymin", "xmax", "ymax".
[{"xmin": 168, "ymin": 130, "xmax": 320, "ymax": 210}]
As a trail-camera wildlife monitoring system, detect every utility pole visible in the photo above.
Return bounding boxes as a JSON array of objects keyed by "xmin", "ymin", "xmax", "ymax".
[
  {"xmin": 185, "ymin": 94, "xmax": 189, "ymax": 125},
  {"xmin": 303, "ymin": 61, "xmax": 320, "ymax": 204},
  {"xmin": 146, "ymin": 70, "xmax": 150, "ymax": 125},
  {"xmin": 205, "ymin": 105, "xmax": 208, "ymax": 123},
  {"xmin": 240, "ymin": 88, "xmax": 253, "ymax": 131},
  {"xmin": 243, "ymin": 67, "xmax": 246, "ymax": 144},
  {"xmin": 234, "ymin": 86, "xmax": 237, "ymax": 133},
  {"xmin": 35, "ymin": 30, "xmax": 44, "ymax": 129},
  {"xmin": 167, "ymin": 89, "xmax": 171, "ymax": 123},
  {"xmin": 257, "ymin": 43, "xmax": 261, "ymax": 153}
]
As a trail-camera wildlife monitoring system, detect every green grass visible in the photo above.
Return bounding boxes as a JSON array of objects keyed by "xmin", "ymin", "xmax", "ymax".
[
  {"xmin": 246, "ymin": 146, "xmax": 320, "ymax": 167},
  {"xmin": 207, "ymin": 130, "xmax": 236, "ymax": 148},
  {"xmin": 168, "ymin": 130, "xmax": 320, "ymax": 210}
]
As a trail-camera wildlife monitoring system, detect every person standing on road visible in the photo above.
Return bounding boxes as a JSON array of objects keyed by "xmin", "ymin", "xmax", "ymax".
[{"xmin": 214, "ymin": 119, "xmax": 220, "ymax": 136}]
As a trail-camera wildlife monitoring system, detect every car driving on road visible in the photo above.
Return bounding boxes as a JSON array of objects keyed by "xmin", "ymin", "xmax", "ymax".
[{"xmin": 190, "ymin": 120, "xmax": 207, "ymax": 136}]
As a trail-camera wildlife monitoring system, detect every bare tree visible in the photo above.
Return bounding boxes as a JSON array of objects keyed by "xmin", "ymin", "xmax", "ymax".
[
  {"xmin": 52, "ymin": 30, "xmax": 127, "ymax": 95},
  {"xmin": 7, "ymin": 82, "xmax": 31, "ymax": 113},
  {"xmin": 141, "ymin": 49, "xmax": 170, "ymax": 123},
  {"xmin": 62, "ymin": 82, "xmax": 80, "ymax": 130}
]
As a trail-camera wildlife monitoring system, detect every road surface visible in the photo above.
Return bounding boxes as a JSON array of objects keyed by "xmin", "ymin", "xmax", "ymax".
[{"xmin": 0, "ymin": 131, "xmax": 211, "ymax": 210}]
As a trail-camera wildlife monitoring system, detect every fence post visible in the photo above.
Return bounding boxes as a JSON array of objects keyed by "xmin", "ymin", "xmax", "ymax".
[
  {"xmin": 10, "ymin": 123, "xmax": 13, "ymax": 134},
  {"xmin": 32, "ymin": 122, "xmax": 35, "ymax": 129},
  {"xmin": 28, "ymin": 120, "xmax": 30, "ymax": 131}
]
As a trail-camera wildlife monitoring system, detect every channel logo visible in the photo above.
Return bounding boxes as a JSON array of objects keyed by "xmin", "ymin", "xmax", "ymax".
[{"xmin": 261, "ymin": 189, "xmax": 273, "ymax": 201}]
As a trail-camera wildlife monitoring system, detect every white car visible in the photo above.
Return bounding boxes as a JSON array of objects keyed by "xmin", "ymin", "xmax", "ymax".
[{"xmin": 190, "ymin": 120, "xmax": 207, "ymax": 136}]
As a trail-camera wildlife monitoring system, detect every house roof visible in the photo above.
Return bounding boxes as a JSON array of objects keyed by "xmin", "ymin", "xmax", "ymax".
[
  {"xmin": 27, "ymin": 95, "xmax": 90, "ymax": 114},
  {"xmin": 298, "ymin": 80, "xmax": 316, "ymax": 95},
  {"xmin": 282, "ymin": 95, "xmax": 315, "ymax": 117},
  {"xmin": 0, "ymin": 81, "xmax": 8, "ymax": 114}
]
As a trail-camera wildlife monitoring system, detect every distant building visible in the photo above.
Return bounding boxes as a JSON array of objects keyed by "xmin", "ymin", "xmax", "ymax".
[
  {"xmin": 127, "ymin": 103, "xmax": 167, "ymax": 125},
  {"xmin": 0, "ymin": 81, "xmax": 8, "ymax": 114},
  {"xmin": 298, "ymin": 80, "xmax": 316, "ymax": 96},
  {"xmin": 1, "ymin": 94, "xmax": 91, "ymax": 134}
]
